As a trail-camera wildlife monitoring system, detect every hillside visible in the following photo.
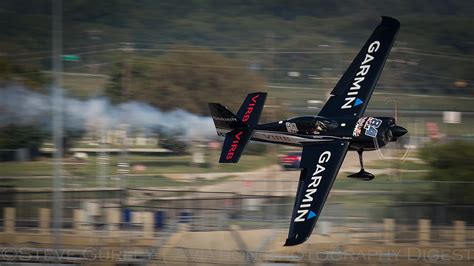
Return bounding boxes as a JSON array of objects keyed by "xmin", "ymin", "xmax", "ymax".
[{"xmin": 1, "ymin": 0, "xmax": 473, "ymax": 111}]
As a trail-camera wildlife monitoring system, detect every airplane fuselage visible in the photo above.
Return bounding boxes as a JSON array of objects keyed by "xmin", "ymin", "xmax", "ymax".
[{"xmin": 218, "ymin": 115, "xmax": 407, "ymax": 151}]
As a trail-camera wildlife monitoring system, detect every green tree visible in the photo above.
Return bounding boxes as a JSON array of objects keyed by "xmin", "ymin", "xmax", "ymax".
[
  {"xmin": 104, "ymin": 61, "xmax": 128, "ymax": 104},
  {"xmin": 0, "ymin": 125, "xmax": 48, "ymax": 160},
  {"xmin": 418, "ymin": 141, "xmax": 474, "ymax": 205},
  {"xmin": 158, "ymin": 132, "xmax": 188, "ymax": 154},
  {"xmin": 0, "ymin": 58, "xmax": 48, "ymax": 90},
  {"xmin": 105, "ymin": 48, "xmax": 265, "ymax": 114}
]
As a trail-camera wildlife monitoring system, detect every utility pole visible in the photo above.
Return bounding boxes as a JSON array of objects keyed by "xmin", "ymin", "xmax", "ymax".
[
  {"xmin": 118, "ymin": 43, "xmax": 133, "ymax": 206},
  {"xmin": 98, "ymin": 124, "xmax": 108, "ymax": 188},
  {"xmin": 51, "ymin": 0, "xmax": 63, "ymax": 250},
  {"xmin": 264, "ymin": 33, "xmax": 278, "ymax": 84}
]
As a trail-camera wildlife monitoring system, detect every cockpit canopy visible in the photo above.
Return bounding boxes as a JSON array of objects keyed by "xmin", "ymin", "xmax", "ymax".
[{"xmin": 286, "ymin": 116, "xmax": 338, "ymax": 134}]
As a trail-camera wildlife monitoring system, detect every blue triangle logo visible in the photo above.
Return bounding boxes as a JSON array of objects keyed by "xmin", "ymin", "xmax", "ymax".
[
  {"xmin": 354, "ymin": 98, "xmax": 363, "ymax": 106},
  {"xmin": 307, "ymin": 211, "xmax": 317, "ymax": 219}
]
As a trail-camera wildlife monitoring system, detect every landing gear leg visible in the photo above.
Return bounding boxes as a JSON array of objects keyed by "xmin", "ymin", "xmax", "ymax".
[{"xmin": 347, "ymin": 150, "xmax": 375, "ymax": 181}]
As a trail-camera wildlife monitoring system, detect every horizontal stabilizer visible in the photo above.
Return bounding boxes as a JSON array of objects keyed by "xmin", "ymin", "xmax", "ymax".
[
  {"xmin": 219, "ymin": 128, "xmax": 253, "ymax": 163},
  {"xmin": 209, "ymin": 103, "xmax": 245, "ymax": 133}
]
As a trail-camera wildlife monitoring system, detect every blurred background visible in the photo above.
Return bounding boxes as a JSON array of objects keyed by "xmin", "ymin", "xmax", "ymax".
[{"xmin": 0, "ymin": 0, "xmax": 473, "ymax": 265}]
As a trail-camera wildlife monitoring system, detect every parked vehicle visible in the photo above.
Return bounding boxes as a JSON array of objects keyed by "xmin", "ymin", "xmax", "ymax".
[{"xmin": 280, "ymin": 151, "xmax": 301, "ymax": 170}]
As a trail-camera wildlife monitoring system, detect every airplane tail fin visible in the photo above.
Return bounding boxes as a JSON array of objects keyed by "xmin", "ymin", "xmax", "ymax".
[
  {"xmin": 236, "ymin": 92, "xmax": 267, "ymax": 126},
  {"xmin": 208, "ymin": 92, "xmax": 267, "ymax": 163}
]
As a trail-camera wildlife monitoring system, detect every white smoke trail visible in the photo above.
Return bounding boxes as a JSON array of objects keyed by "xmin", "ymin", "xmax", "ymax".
[{"xmin": 0, "ymin": 85, "xmax": 215, "ymax": 139}]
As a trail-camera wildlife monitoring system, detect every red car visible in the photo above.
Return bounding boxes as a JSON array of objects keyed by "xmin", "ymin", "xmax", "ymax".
[{"xmin": 280, "ymin": 151, "xmax": 301, "ymax": 170}]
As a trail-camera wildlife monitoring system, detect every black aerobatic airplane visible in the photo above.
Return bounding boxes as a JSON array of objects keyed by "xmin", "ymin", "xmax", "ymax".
[{"xmin": 208, "ymin": 17, "xmax": 407, "ymax": 246}]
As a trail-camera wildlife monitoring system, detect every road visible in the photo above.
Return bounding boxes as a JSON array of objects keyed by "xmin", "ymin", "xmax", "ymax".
[{"xmin": 163, "ymin": 151, "xmax": 422, "ymax": 196}]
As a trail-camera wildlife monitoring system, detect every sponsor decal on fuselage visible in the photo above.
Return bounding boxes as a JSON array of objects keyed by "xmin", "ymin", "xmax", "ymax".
[
  {"xmin": 285, "ymin": 122, "xmax": 298, "ymax": 133},
  {"xmin": 341, "ymin": 41, "xmax": 381, "ymax": 109},
  {"xmin": 294, "ymin": 151, "xmax": 331, "ymax": 222},
  {"xmin": 261, "ymin": 133, "xmax": 293, "ymax": 142},
  {"xmin": 353, "ymin": 117, "xmax": 368, "ymax": 137},
  {"xmin": 352, "ymin": 117, "xmax": 383, "ymax": 138},
  {"xmin": 363, "ymin": 117, "xmax": 382, "ymax": 137}
]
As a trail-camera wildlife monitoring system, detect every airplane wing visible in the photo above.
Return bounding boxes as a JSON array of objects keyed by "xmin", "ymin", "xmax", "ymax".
[
  {"xmin": 285, "ymin": 140, "xmax": 349, "ymax": 246},
  {"xmin": 318, "ymin": 16, "xmax": 400, "ymax": 119}
]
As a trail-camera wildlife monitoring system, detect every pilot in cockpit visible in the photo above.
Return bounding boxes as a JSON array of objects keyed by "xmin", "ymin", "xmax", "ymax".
[{"xmin": 313, "ymin": 120, "xmax": 327, "ymax": 134}]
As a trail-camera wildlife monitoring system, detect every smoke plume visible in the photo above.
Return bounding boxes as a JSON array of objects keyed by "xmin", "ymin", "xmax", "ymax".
[{"xmin": 0, "ymin": 86, "xmax": 215, "ymax": 139}]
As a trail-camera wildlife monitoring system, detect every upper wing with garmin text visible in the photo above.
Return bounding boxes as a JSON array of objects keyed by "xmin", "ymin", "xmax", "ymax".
[
  {"xmin": 285, "ymin": 140, "xmax": 349, "ymax": 246},
  {"xmin": 318, "ymin": 16, "xmax": 400, "ymax": 119}
]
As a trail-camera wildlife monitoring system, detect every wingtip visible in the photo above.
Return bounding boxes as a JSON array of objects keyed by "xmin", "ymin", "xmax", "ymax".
[
  {"xmin": 283, "ymin": 237, "xmax": 308, "ymax": 246},
  {"xmin": 381, "ymin": 16, "xmax": 400, "ymax": 27}
]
